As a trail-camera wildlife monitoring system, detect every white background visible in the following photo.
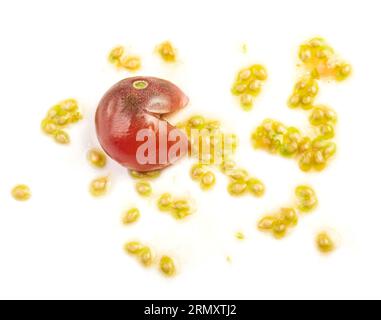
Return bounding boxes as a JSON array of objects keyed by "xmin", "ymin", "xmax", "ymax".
[{"xmin": 0, "ymin": 0, "xmax": 380, "ymax": 300}]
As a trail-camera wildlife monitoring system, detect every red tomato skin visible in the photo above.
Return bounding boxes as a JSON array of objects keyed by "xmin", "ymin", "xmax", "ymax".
[{"xmin": 95, "ymin": 77, "xmax": 189, "ymax": 172}]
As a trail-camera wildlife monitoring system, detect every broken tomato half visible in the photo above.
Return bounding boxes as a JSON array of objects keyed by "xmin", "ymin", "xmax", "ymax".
[{"xmin": 95, "ymin": 77, "xmax": 189, "ymax": 172}]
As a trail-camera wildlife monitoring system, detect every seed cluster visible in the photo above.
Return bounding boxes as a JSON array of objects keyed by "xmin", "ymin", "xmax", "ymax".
[
  {"xmin": 129, "ymin": 170, "xmax": 161, "ymax": 180},
  {"xmin": 231, "ymin": 64, "xmax": 267, "ymax": 111},
  {"xmin": 11, "ymin": 185, "xmax": 31, "ymax": 201},
  {"xmin": 252, "ymin": 38, "xmax": 350, "ymax": 172},
  {"xmin": 124, "ymin": 241, "xmax": 154, "ymax": 267},
  {"xmin": 87, "ymin": 148, "xmax": 107, "ymax": 168},
  {"xmin": 190, "ymin": 164, "xmax": 216, "ymax": 190},
  {"xmin": 157, "ymin": 193, "xmax": 194, "ymax": 220},
  {"xmin": 291, "ymin": 38, "xmax": 351, "ymax": 109},
  {"xmin": 156, "ymin": 41, "xmax": 177, "ymax": 62},
  {"xmin": 124, "ymin": 241, "xmax": 176, "ymax": 276},
  {"xmin": 257, "ymin": 185, "xmax": 318, "ymax": 239},
  {"xmin": 309, "ymin": 105, "xmax": 337, "ymax": 139},
  {"xmin": 226, "ymin": 168, "xmax": 265, "ymax": 197},
  {"xmin": 180, "ymin": 115, "xmax": 264, "ymax": 197},
  {"xmin": 180, "ymin": 115, "xmax": 234, "ymax": 192},
  {"xmin": 89, "ymin": 176, "xmax": 109, "ymax": 197},
  {"xmin": 295, "ymin": 185, "xmax": 318, "ymax": 212},
  {"xmin": 288, "ymin": 77, "xmax": 319, "ymax": 110},
  {"xmin": 122, "ymin": 207, "xmax": 140, "ymax": 225},
  {"xmin": 108, "ymin": 46, "xmax": 141, "ymax": 72},
  {"xmin": 258, "ymin": 208, "xmax": 298, "ymax": 239},
  {"xmin": 252, "ymin": 119, "xmax": 337, "ymax": 172},
  {"xmin": 41, "ymin": 99, "xmax": 82, "ymax": 145},
  {"xmin": 298, "ymin": 37, "xmax": 351, "ymax": 81},
  {"xmin": 179, "ymin": 115, "xmax": 237, "ymax": 166}
]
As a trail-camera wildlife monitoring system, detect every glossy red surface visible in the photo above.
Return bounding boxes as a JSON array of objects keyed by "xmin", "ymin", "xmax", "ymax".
[{"xmin": 96, "ymin": 77, "xmax": 189, "ymax": 171}]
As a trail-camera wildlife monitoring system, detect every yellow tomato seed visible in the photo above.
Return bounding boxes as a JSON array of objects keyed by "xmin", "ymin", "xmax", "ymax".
[
  {"xmin": 124, "ymin": 241, "xmax": 143, "ymax": 255},
  {"xmin": 89, "ymin": 176, "xmax": 109, "ymax": 197},
  {"xmin": 54, "ymin": 130, "xmax": 70, "ymax": 144},
  {"xmin": 316, "ymin": 232, "xmax": 335, "ymax": 253},
  {"xmin": 159, "ymin": 256, "xmax": 176, "ymax": 276},
  {"xmin": 200, "ymin": 171, "xmax": 216, "ymax": 190},
  {"xmin": 138, "ymin": 247, "xmax": 153, "ymax": 267},
  {"xmin": 122, "ymin": 208, "xmax": 140, "ymax": 225},
  {"xmin": 135, "ymin": 181, "xmax": 152, "ymax": 197},
  {"xmin": 157, "ymin": 193, "xmax": 173, "ymax": 212},
  {"xmin": 258, "ymin": 216, "xmax": 276, "ymax": 231},
  {"xmin": 87, "ymin": 149, "xmax": 107, "ymax": 168},
  {"xmin": 121, "ymin": 56, "xmax": 141, "ymax": 71},
  {"xmin": 11, "ymin": 185, "xmax": 31, "ymax": 201},
  {"xmin": 157, "ymin": 41, "xmax": 177, "ymax": 62},
  {"xmin": 108, "ymin": 46, "xmax": 124, "ymax": 64},
  {"xmin": 235, "ymin": 232, "xmax": 245, "ymax": 240}
]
